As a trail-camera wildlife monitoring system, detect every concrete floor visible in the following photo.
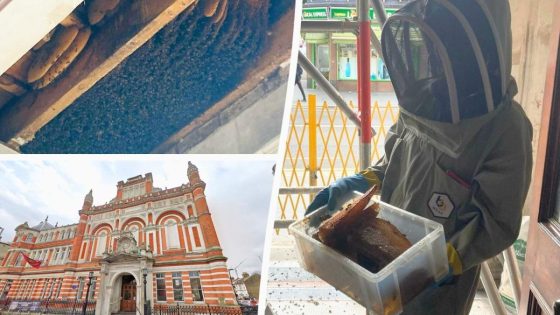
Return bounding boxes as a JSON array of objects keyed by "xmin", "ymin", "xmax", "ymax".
[{"xmin": 266, "ymin": 232, "xmax": 498, "ymax": 315}]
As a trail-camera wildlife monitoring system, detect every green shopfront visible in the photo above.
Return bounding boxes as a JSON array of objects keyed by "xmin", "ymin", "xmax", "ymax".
[{"xmin": 302, "ymin": 5, "xmax": 399, "ymax": 92}]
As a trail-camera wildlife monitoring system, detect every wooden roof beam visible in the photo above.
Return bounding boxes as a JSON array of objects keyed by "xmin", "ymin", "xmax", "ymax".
[{"xmin": 0, "ymin": 0, "xmax": 197, "ymax": 147}]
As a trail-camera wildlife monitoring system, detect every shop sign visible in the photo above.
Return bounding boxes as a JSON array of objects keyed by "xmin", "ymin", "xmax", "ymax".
[
  {"xmin": 383, "ymin": 9, "xmax": 398, "ymax": 18},
  {"xmin": 328, "ymin": 7, "xmax": 398, "ymax": 21},
  {"xmin": 303, "ymin": 7, "xmax": 329, "ymax": 20},
  {"xmin": 330, "ymin": 7, "xmax": 357, "ymax": 20},
  {"xmin": 370, "ymin": 8, "xmax": 398, "ymax": 20}
]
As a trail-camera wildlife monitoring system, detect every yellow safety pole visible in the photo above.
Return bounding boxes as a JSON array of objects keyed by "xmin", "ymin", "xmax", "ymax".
[{"xmin": 308, "ymin": 94, "xmax": 318, "ymax": 199}]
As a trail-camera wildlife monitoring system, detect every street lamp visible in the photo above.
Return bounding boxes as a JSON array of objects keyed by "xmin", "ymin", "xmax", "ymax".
[
  {"xmin": 142, "ymin": 268, "xmax": 148, "ymax": 315},
  {"xmin": 82, "ymin": 272, "xmax": 93, "ymax": 315}
]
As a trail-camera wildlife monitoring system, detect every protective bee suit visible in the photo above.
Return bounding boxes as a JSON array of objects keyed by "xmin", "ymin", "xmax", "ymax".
[{"xmin": 307, "ymin": 0, "xmax": 533, "ymax": 314}]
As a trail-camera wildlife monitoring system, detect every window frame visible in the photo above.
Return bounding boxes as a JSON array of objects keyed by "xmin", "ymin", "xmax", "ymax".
[
  {"xmin": 155, "ymin": 273, "xmax": 167, "ymax": 302},
  {"xmin": 0, "ymin": 280, "xmax": 13, "ymax": 300},
  {"xmin": 76, "ymin": 277, "xmax": 85, "ymax": 300},
  {"xmin": 55, "ymin": 279, "xmax": 63, "ymax": 299},
  {"xmin": 96, "ymin": 232, "xmax": 107, "ymax": 256},
  {"xmin": 189, "ymin": 271, "xmax": 204, "ymax": 302},
  {"xmin": 88, "ymin": 277, "xmax": 97, "ymax": 300},
  {"xmin": 171, "ymin": 272, "xmax": 184, "ymax": 302},
  {"xmin": 165, "ymin": 220, "xmax": 180, "ymax": 249},
  {"xmin": 40, "ymin": 279, "xmax": 49, "ymax": 299},
  {"xmin": 14, "ymin": 252, "xmax": 23, "ymax": 267}
]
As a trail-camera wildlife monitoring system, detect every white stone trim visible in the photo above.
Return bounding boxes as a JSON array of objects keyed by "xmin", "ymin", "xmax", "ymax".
[{"xmin": 151, "ymin": 263, "xmax": 227, "ymax": 273}]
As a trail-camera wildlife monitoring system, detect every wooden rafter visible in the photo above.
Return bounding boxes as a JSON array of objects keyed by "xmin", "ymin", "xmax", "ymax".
[{"xmin": 0, "ymin": 0, "xmax": 197, "ymax": 147}]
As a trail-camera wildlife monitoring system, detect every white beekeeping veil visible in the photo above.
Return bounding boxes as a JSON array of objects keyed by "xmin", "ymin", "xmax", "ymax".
[{"xmin": 381, "ymin": 0, "xmax": 512, "ymax": 124}]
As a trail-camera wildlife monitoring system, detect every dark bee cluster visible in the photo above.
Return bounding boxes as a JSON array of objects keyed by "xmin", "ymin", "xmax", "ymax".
[{"xmin": 23, "ymin": 0, "xmax": 291, "ymax": 153}]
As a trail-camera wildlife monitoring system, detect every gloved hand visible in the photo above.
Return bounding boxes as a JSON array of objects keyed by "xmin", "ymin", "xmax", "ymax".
[
  {"xmin": 306, "ymin": 174, "xmax": 371, "ymax": 215},
  {"xmin": 447, "ymin": 242, "xmax": 463, "ymax": 275}
]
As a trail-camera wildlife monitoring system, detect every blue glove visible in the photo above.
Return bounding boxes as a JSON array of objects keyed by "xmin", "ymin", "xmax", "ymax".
[
  {"xmin": 432, "ymin": 243, "xmax": 462, "ymax": 287},
  {"xmin": 306, "ymin": 174, "xmax": 371, "ymax": 215},
  {"xmin": 432, "ymin": 265, "xmax": 457, "ymax": 288}
]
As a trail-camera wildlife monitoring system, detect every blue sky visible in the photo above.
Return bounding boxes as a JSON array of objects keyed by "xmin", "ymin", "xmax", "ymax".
[{"xmin": 0, "ymin": 156, "xmax": 275, "ymax": 274}]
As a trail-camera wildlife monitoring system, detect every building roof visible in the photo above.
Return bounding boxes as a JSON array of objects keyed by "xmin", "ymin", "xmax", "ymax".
[{"xmin": 31, "ymin": 220, "xmax": 55, "ymax": 231}]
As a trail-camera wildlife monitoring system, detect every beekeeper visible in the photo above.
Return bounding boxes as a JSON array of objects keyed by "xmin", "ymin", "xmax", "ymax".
[{"xmin": 306, "ymin": 0, "xmax": 533, "ymax": 314}]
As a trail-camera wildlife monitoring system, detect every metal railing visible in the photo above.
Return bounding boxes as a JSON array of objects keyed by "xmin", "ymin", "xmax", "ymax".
[
  {"xmin": 238, "ymin": 306, "xmax": 257, "ymax": 315},
  {"xmin": 0, "ymin": 298, "xmax": 96, "ymax": 314},
  {"xmin": 151, "ymin": 304, "xmax": 243, "ymax": 315}
]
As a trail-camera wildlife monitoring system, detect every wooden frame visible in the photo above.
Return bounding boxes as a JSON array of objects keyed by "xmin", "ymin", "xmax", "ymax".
[
  {"xmin": 0, "ymin": 0, "xmax": 196, "ymax": 147},
  {"xmin": 519, "ymin": 0, "xmax": 560, "ymax": 313}
]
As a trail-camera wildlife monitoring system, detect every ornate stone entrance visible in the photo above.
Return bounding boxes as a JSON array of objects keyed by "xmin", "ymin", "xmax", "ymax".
[
  {"xmin": 95, "ymin": 233, "xmax": 154, "ymax": 315},
  {"xmin": 120, "ymin": 275, "xmax": 136, "ymax": 312}
]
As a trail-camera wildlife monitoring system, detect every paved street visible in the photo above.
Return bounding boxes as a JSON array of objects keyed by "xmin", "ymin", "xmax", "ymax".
[{"xmin": 266, "ymin": 232, "xmax": 497, "ymax": 315}]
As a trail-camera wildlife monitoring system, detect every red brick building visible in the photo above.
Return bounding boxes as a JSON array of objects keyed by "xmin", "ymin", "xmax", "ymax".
[{"xmin": 0, "ymin": 162, "xmax": 238, "ymax": 314}]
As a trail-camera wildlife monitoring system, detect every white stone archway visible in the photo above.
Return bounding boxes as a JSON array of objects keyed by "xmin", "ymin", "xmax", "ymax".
[
  {"xmin": 112, "ymin": 271, "xmax": 140, "ymax": 314},
  {"xmin": 97, "ymin": 259, "xmax": 154, "ymax": 315},
  {"xmin": 95, "ymin": 234, "xmax": 155, "ymax": 315}
]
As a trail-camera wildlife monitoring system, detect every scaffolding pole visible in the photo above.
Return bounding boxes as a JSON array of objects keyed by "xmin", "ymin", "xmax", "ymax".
[
  {"xmin": 370, "ymin": 0, "xmax": 388, "ymax": 25},
  {"xmin": 369, "ymin": 0, "xmax": 388, "ymax": 63},
  {"xmin": 298, "ymin": 52, "xmax": 361, "ymax": 128},
  {"xmin": 480, "ymin": 261, "xmax": 508, "ymax": 315},
  {"xmin": 358, "ymin": 0, "xmax": 372, "ymax": 170},
  {"xmin": 503, "ymin": 247, "xmax": 522, "ymax": 306},
  {"xmin": 308, "ymin": 94, "xmax": 318, "ymax": 200}
]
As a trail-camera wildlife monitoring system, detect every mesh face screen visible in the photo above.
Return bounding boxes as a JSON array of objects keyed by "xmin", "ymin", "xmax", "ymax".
[
  {"xmin": 382, "ymin": 1, "xmax": 500, "ymax": 122},
  {"xmin": 384, "ymin": 17, "xmax": 452, "ymax": 122}
]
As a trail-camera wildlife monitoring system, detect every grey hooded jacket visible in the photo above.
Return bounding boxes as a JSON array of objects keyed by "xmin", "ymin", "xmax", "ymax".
[{"xmin": 360, "ymin": 0, "xmax": 533, "ymax": 314}]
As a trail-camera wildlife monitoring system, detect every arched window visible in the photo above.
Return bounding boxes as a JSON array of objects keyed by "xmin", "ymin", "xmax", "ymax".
[
  {"xmin": 14, "ymin": 253, "xmax": 23, "ymax": 266},
  {"xmin": 59, "ymin": 248, "xmax": 66, "ymax": 264},
  {"xmin": 96, "ymin": 232, "xmax": 107, "ymax": 256},
  {"xmin": 53, "ymin": 249, "xmax": 60, "ymax": 264},
  {"xmin": 187, "ymin": 205, "xmax": 194, "ymax": 218},
  {"xmin": 165, "ymin": 220, "xmax": 180, "ymax": 249},
  {"xmin": 130, "ymin": 226, "xmax": 139, "ymax": 243},
  {"xmin": 60, "ymin": 231, "xmax": 66, "ymax": 240},
  {"xmin": 48, "ymin": 232, "xmax": 53, "ymax": 241}
]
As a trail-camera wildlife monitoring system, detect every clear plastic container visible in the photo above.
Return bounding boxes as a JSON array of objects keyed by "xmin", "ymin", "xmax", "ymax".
[{"xmin": 289, "ymin": 192, "xmax": 448, "ymax": 315}]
